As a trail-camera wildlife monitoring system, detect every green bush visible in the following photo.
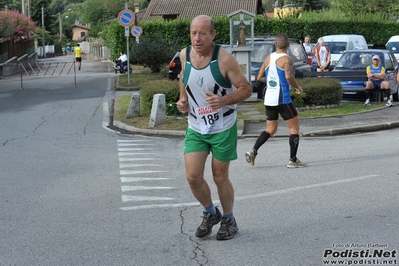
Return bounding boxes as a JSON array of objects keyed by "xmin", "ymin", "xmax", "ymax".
[
  {"xmin": 131, "ymin": 32, "xmax": 180, "ymax": 73},
  {"xmin": 139, "ymin": 80, "xmax": 180, "ymax": 116},
  {"xmin": 292, "ymin": 77, "xmax": 343, "ymax": 107}
]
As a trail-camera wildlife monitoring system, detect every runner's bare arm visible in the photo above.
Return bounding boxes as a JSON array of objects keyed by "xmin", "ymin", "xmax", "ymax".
[
  {"xmin": 177, "ymin": 49, "xmax": 189, "ymax": 113},
  {"xmin": 257, "ymin": 56, "xmax": 270, "ymax": 83},
  {"xmin": 284, "ymin": 57, "xmax": 302, "ymax": 94}
]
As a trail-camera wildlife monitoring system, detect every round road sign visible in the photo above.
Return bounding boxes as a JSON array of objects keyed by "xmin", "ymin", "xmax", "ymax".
[
  {"xmin": 131, "ymin": 26, "xmax": 142, "ymax": 37},
  {"xmin": 118, "ymin": 9, "xmax": 135, "ymax": 27}
]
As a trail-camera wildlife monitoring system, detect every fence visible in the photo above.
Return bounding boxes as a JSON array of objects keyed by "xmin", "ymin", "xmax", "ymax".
[
  {"xmin": 19, "ymin": 60, "xmax": 77, "ymax": 89},
  {"xmin": 77, "ymin": 42, "xmax": 110, "ymax": 61},
  {"xmin": 36, "ymin": 45, "xmax": 56, "ymax": 58},
  {"xmin": 0, "ymin": 39, "xmax": 35, "ymax": 64}
]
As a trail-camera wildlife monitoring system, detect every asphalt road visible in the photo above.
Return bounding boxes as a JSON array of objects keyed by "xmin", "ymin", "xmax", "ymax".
[{"xmin": 0, "ymin": 57, "xmax": 398, "ymax": 266}]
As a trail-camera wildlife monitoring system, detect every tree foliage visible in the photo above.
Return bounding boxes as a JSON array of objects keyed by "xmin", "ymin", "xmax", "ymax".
[
  {"xmin": 131, "ymin": 32, "xmax": 179, "ymax": 73},
  {"xmin": 0, "ymin": 9, "xmax": 37, "ymax": 41},
  {"xmin": 30, "ymin": 0, "xmax": 54, "ymax": 33},
  {"xmin": 329, "ymin": 0, "xmax": 399, "ymax": 15}
]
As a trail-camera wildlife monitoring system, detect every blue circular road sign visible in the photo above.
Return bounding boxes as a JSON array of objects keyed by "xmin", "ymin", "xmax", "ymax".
[
  {"xmin": 131, "ymin": 26, "xmax": 143, "ymax": 37},
  {"xmin": 118, "ymin": 9, "xmax": 135, "ymax": 27}
]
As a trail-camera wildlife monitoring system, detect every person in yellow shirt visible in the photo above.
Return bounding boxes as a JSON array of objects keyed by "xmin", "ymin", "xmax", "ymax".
[{"xmin": 74, "ymin": 44, "xmax": 82, "ymax": 70}]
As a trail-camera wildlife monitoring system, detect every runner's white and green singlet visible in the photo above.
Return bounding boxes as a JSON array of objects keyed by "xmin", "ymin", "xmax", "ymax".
[{"xmin": 183, "ymin": 44, "xmax": 236, "ymax": 134}]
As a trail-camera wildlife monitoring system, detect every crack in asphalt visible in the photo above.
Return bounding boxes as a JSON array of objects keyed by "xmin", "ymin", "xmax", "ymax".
[{"xmin": 180, "ymin": 207, "xmax": 209, "ymax": 265}]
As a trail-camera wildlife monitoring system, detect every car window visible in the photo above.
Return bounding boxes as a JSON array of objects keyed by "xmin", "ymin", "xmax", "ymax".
[
  {"xmin": 247, "ymin": 38, "xmax": 308, "ymax": 65},
  {"xmin": 386, "ymin": 42, "xmax": 399, "ymax": 53},
  {"xmin": 251, "ymin": 43, "xmax": 274, "ymax": 63},
  {"xmin": 288, "ymin": 43, "xmax": 306, "ymax": 61},
  {"xmin": 324, "ymin": 41, "xmax": 347, "ymax": 54},
  {"xmin": 384, "ymin": 53, "xmax": 394, "ymax": 70},
  {"xmin": 336, "ymin": 52, "xmax": 378, "ymax": 70},
  {"xmin": 336, "ymin": 53, "xmax": 364, "ymax": 69}
]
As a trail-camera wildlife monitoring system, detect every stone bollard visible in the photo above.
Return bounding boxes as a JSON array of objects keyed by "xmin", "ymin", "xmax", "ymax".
[
  {"xmin": 149, "ymin": 94, "xmax": 166, "ymax": 127},
  {"xmin": 125, "ymin": 93, "xmax": 140, "ymax": 119}
]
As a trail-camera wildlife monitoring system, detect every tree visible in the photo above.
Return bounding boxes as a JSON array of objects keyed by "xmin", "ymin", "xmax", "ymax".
[
  {"xmin": 0, "ymin": 0, "xmax": 13, "ymax": 9},
  {"xmin": 329, "ymin": 0, "xmax": 398, "ymax": 15},
  {"xmin": 274, "ymin": 0, "xmax": 329, "ymax": 11},
  {"xmin": 131, "ymin": 32, "xmax": 179, "ymax": 73},
  {"xmin": 0, "ymin": 9, "xmax": 37, "ymax": 41},
  {"xmin": 30, "ymin": 0, "xmax": 55, "ymax": 33}
]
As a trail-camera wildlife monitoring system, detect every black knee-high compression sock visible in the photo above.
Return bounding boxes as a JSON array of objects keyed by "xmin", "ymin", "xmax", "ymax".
[
  {"xmin": 385, "ymin": 90, "xmax": 390, "ymax": 99},
  {"xmin": 289, "ymin": 134, "xmax": 300, "ymax": 161},
  {"xmin": 365, "ymin": 90, "xmax": 371, "ymax": 100},
  {"xmin": 253, "ymin": 131, "xmax": 271, "ymax": 154}
]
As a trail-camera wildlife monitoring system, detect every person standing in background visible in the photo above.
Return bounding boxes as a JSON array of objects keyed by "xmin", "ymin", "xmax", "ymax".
[
  {"xmin": 303, "ymin": 35, "xmax": 314, "ymax": 67},
  {"xmin": 315, "ymin": 37, "xmax": 331, "ymax": 72}
]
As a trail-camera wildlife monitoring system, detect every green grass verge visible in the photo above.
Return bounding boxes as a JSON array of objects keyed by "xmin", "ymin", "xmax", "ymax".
[
  {"xmin": 115, "ymin": 73, "xmax": 385, "ymax": 131},
  {"xmin": 116, "ymin": 94, "xmax": 188, "ymax": 131},
  {"xmin": 252, "ymin": 99, "xmax": 385, "ymax": 118},
  {"xmin": 116, "ymin": 95, "xmax": 385, "ymax": 131}
]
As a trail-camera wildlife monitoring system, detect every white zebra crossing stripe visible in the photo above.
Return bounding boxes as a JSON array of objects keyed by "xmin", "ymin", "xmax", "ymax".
[
  {"xmin": 121, "ymin": 186, "xmax": 174, "ymax": 192},
  {"xmin": 122, "ymin": 195, "xmax": 176, "ymax": 202},
  {"xmin": 117, "ymin": 138, "xmax": 177, "ymax": 210},
  {"xmin": 120, "ymin": 170, "xmax": 166, "ymax": 175},
  {"xmin": 121, "ymin": 177, "xmax": 172, "ymax": 183}
]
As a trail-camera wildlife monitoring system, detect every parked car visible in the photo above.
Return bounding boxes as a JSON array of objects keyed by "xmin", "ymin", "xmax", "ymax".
[
  {"xmin": 332, "ymin": 49, "xmax": 399, "ymax": 100},
  {"xmin": 168, "ymin": 45, "xmax": 231, "ymax": 81},
  {"xmin": 168, "ymin": 52, "xmax": 181, "ymax": 81},
  {"xmin": 385, "ymin": 35, "xmax": 399, "ymax": 63},
  {"xmin": 248, "ymin": 36, "xmax": 311, "ymax": 98}
]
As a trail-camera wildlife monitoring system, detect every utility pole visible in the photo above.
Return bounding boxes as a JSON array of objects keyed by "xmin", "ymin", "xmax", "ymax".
[
  {"xmin": 42, "ymin": 6, "xmax": 46, "ymax": 58},
  {"xmin": 21, "ymin": 0, "xmax": 25, "ymax": 15},
  {"xmin": 59, "ymin": 12, "xmax": 62, "ymax": 41}
]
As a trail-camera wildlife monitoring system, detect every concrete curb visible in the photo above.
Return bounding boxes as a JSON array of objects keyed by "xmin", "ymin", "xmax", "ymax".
[
  {"xmin": 112, "ymin": 118, "xmax": 246, "ymax": 138},
  {"xmin": 301, "ymin": 121, "xmax": 399, "ymax": 137},
  {"xmin": 112, "ymin": 116, "xmax": 399, "ymax": 138}
]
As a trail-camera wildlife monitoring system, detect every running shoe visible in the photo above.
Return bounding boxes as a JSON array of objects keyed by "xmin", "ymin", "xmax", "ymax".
[
  {"xmin": 386, "ymin": 99, "xmax": 393, "ymax": 107},
  {"xmin": 364, "ymin": 99, "xmax": 370, "ymax": 105},
  {"xmin": 195, "ymin": 207, "xmax": 221, "ymax": 238},
  {"xmin": 287, "ymin": 158, "xmax": 307, "ymax": 168},
  {"xmin": 216, "ymin": 217, "xmax": 239, "ymax": 240},
  {"xmin": 245, "ymin": 149, "xmax": 256, "ymax": 166}
]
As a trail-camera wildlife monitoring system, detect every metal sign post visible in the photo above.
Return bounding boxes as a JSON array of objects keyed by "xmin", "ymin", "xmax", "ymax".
[{"xmin": 118, "ymin": 5, "xmax": 135, "ymax": 85}]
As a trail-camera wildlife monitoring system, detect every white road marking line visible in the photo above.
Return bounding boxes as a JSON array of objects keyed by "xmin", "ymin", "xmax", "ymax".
[
  {"xmin": 118, "ymin": 148, "xmax": 152, "ymax": 151},
  {"xmin": 121, "ymin": 202, "xmax": 200, "ymax": 210},
  {"xmin": 120, "ymin": 174, "xmax": 379, "ymax": 211},
  {"xmin": 120, "ymin": 170, "xmax": 166, "ymax": 175},
  {"xmin": 117, "ymin": 143, "xmax": 156, "ymax": 147},
  {"xmin": 119, "ymin": 158, "xmax": 158, "ymax": 162},
  {"xmin": 122, "ymin": 195, "xmax": 176, "ymax": 202},
  {"xmin": 121, "ymin": 177, "xmax": 172, "ymax": 183},
  {"xmin": 117, "ymin": 140, "xmax": 152, "ymax": 143},
  {"xmin": 121, "ymin": 186, "xmax": 174, "ymax": 192},
  {"xmin": 119, "ymin": 163, "xmax": 162, "ymax": 168},
  {"xmin": 118, "ymin": 152, "xmax": 156, "ymax": 156},
  {"xmin": 237, "ymin": 174, "xmax": 379, "ymax": 200}
]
